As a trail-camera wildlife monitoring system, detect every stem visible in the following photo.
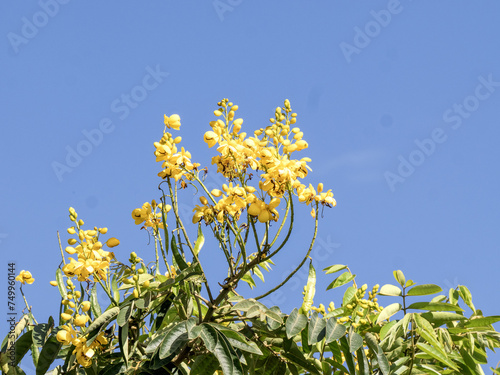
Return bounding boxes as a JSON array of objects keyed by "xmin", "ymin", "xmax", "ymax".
[
  {"xmin": 95, "ymin": 276, "xmax": 118, "ymax": 307},
  {"xmin": 57, "ymin": 231, "xmax": 66, "ymax": 265},
  {"xmin": 255, "ymin": 204, "xmax": 319, "ymax": 300},
  {"xmin": 167, "ymin": 179, "xmax": 194, "ymax": 252}
]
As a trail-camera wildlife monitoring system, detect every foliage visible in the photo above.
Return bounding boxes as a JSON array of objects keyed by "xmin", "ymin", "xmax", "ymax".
[{"xmin": 2, "ymin": 99, "xmax": 499, "ymax": 374}]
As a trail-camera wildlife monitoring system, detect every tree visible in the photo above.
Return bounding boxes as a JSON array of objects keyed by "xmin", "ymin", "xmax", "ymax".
[{"xmin": 2, "ymin": 99, "xmax": 499, "ymax": 374}]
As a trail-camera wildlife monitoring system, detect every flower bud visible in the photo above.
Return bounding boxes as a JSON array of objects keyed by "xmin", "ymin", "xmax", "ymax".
[
  {"xmin": 106, "ymin": 238, "xmax": 120, "ymax": 248},
  {"xmin": 81, "ymin": 301, "xmax": 91, "ymax": 312},
  {"xmin": 49, "ymin": 280, "xmax": 58, "ymax": 287}
]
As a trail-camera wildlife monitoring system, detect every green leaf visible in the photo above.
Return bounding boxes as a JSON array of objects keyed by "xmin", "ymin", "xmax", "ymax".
[
  {"xmin": 348, "ymin": 329, "xmax": 363, "ymax": 353},
  {"xmin": 308, "ymin": 311, "xmax": 326, "ymax": 345},
  {"xmin": 36, "ymin": 336, "xmax": 62, "ymax": 375},
  {"xmin": 280, "ymin": 342, "xmax": 320, "ymax": 375},
  {"xmin": 153, "ymin": 292, "xmax": 173, "ymax": 331},
  {"xmin": 356, "ymin": 346, "xmax": 369, "ymax": 375},
  {"xmin": 449, "ymin": 288, "xmax": 460, "ymax": 305},
  {"xmin": 199, "ymin": 323, "xmax": 218, "ymax": 352},
  {"xmin": 145, "ymin": 326, "xmax": 170, "ymax": 355},
  {"xmin": 378, "ymin": 284, "xmax": 402, "ymax": 296},
  {"xmin": 32, "ymin": 319, "xmax": 54, "ymax": 347},
  {"xmin": 171, "ymin": 236, "xmax": 189, "ymax": 271},
  {"xmin": 463, "ymin": 316, "xmax": 500, "ymax": 328},
  {"xmin": 56, "ymin": 268, "xmax": 67, "ymax": 300},
  {"xmin": 158, "ymin": 322, "xmax": 188, "ymax": 359},
  {"xmin": 393, "ymin": 270, "xmax": 406, "ymax": 287},
  {"xmin": 118, "ymin": 322, "xmax": 129, "ymax": 367},
  {"xmin": 190, "ymin": 353, "xmax": 220, "ymax": 375},
  {"xmin": 416, "ymin": 342, "xmax": 459, "ymax": 371},
  {"xmin": 324, "ymin": 319, "xmax": 346, "ymax": 344},
  {"xmin": 339, "ymin": 336, "xmax": 356, "ymax": 374},
  {"xmin": 323, "ymin": 264, "xmax": 347, "ymax": 275},
  {"xmin": 211, "ymin": 324, "xmax": 263, "ymax": 355},
  {"xmin": 212, "ymin": 328, "xmax": 244, "ymax": 375},
  {"xmin": 300, "ymin": 262, "xmax": 316, "ymax": 313},
  {"xmin": 87, "ymin": 306, "xmax": 120, "ymax": 333},
  {"xmin": 14, "ymin": 331, "xmax": 33, "ymax": 367},
  {"xmin": 326, "ymin": 271, "xmax": 355, "ymax": 290},
  {"xmin": 458, "ymin": 285, "xmax": 476, "ymax": 313},
  {"xmin": 112, "ymin": 275, "xmax": 120, "ymax": 304},
  {"xmin": 241, "ymin": 271, "xmax": 256, "ymax": 289},
  {"xmin": 406, "ymin": 284, "xmax": 442, "ymax": 296},
  {"xmin": 193, "ymin": 224, "xmax": 205, "ymax": 256},
  {"xmin": 407, "ymin": 302, "xmax": 464, "ymax": 312},
  {"xmin": 286, "ymin": 308, "xmax": 308, "ymax": 338},
  {"xmin": 90, "ymin": 283, "xmax": 101, "ymax": 318},
  {"xmin": 421, "ymin": 311, "xmax": 467, "ymax": 324},
  {"xmin": 365, "ymin": 332, "xmax": 390, "ymax": 375},
  {"xmin": 376, "ymin": 303, "xmax": 402, "ymax": 324},
  {"xmin": 117, "ymin": 302, "xmax": 134, "ymax": 327},
  {"xmin": 342, "ymin": 286, "xmax": 356, "ymax": 306}
]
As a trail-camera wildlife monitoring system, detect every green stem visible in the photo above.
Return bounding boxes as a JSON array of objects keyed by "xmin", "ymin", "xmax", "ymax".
[{"xmin": 255, "ymin": 203, "xmax": 318, "ymax": 301}]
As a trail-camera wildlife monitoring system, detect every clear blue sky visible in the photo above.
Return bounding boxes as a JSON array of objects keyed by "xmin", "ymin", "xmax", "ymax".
[{"xmin": 1, "ymin": 1, "xmax": 500, "ymax": 371}]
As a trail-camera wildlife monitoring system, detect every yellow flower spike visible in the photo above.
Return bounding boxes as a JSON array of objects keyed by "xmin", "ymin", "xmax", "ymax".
[
  {"xmin": 50, "ymin": 280, "xmax": 58, "ymax": 287},
  {"xmin": 81, "ymin": 301, "xmax": 91, "ymax": 312},
  {"xmin": 106, "ymin": 238, "xmax": 120, "ymax": 248},
  {"xmin": 16, "ymin": 270, "xmax": 35, "ymax": 285},
  {"xmin": 204, "ymin": 131, "xmax": 219, "ymax": 148}
]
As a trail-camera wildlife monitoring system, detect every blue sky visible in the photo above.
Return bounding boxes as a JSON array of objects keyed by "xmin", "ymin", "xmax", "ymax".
[{"xmin": 1, "ymin": 0, "xmax": 500, "ymax": 371}]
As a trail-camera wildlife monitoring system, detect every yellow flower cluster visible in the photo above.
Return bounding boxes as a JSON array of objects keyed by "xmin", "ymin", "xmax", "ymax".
[
  {"xmin": 154, "ymin": 114, "xmax": 200, "ymax": 181},
  {"xmin": 62, "ymin": 208, "xmax": 117, "ymax": 282},
  {"xmin": 56, "ymin": 324, "xmax": 108, "ymax": 367},
  {"xmin": 131, "ymin": 200, "xmax": 171, "ymax": 229},
  {"xmin": 193, "ymin": 99, "xmax": 336, "ymax": 224},
  {"xmin": 16, "ymin": 270, "xmax": 34, "ymax": 285}
]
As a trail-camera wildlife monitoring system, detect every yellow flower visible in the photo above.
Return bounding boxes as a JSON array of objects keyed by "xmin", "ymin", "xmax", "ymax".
[
  {"xmin": 164, "ymin": 114, "xmax": 181, "ymax": 130},
  {"xmin": 204, "ymin": 131, "xmax": 219, "ymax": 148},
  {"xmin": 16, "ymin": 270, "xmax": 34, "ymax": 285}
]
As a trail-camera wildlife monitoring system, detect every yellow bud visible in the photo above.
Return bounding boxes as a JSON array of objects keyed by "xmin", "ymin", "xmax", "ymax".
[
  {"xmin": 233, "ymin": 118, "xmax": 243, "ymax": 127},
  {"xmin": 211, "ymin": 189, "xmax": 222, "ymax": 197},
  {"xmin": 67, "ymin": 227, "xmax": 76, "ymax": 234},
  {"xmin": 200, "ymin": 196, "xmax": 208, "ymax": 205},
  {"xmin": 317, "ymin": 183, "xmax": 324, "ymax": 193},
  {"xmin": 106, "ymin": 238, "xmax": 120, "ymax": 248},
  {"xmin": 99, "ymin": 227, "xmax": 108, "ymax": 234},
  {"xmin": 69, "ymin": 301, "xmax": 76, "ymax": 308},
  {"xmin": 214, "ymin": 109, "xmax": 223, "ymax": 117},
  {"xmin": 133, "ymin": 289, "xmax": 139, "ymax": 298},
  {"xmin": 75, "ymin": 291, "xmax": 81, "ymax": 298},
  {"xmin": 173, "ymin": 136, "xmax": 182, "ymax": 144},
  {"xmin": 143, "ymin": 280, "xmax": 150, "ymax": 288},
  {"xmin": 78, "ymin": 219, "xmax": 84, "ymax": 226},
  {"xmin": 133, "ymin": 275, "xmax": 138, "ymax": 281},
  {"xmin": 65, "ymin": 246, "xmax": 77, "ymax": 254},
  {"xmin": 49, "ymin": 280, "xmax": 58, "ymax": 287},
  {"xmin": 61, "ymin": 313, "xmax": 72, "ymax": 321},
  {"xmin": 138, "ymin": 269, "xmax": 144, "ymax": 274},
  {"xmin": 74, "ymin": 315, "xmax": 88, "ymax": 327},
  {"xmin": 67, "ymin": 238, "xmax": 77, "ymax": 245},
  {"xmin": 290, "ymin": 117, "xmax": 297, "ymax": 124},
  {"xmin": 81, "ymin": 301, "xmax": 91, "ymax": 312}
]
